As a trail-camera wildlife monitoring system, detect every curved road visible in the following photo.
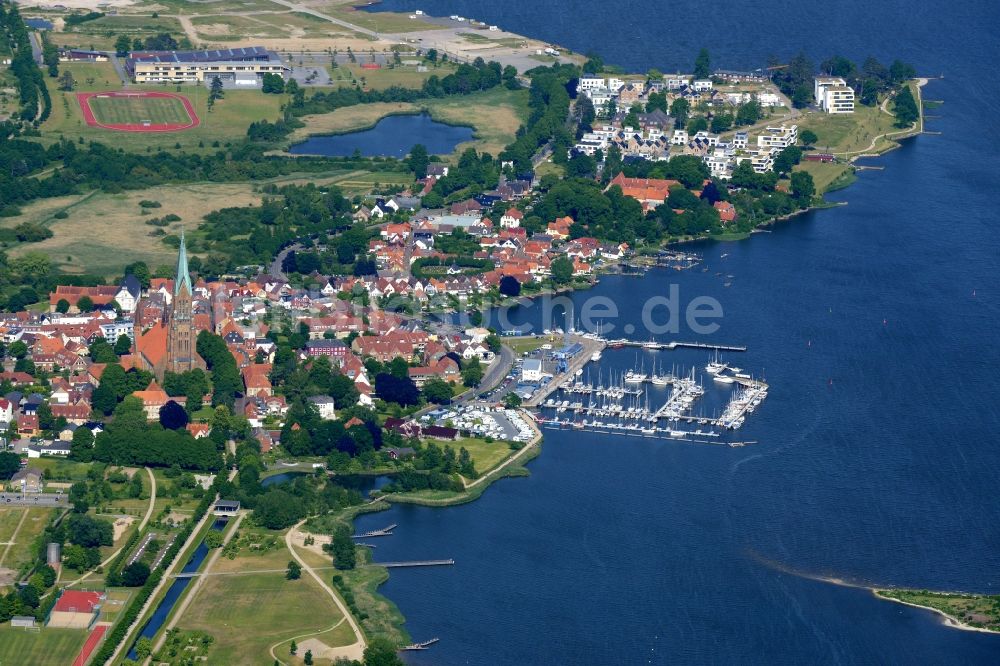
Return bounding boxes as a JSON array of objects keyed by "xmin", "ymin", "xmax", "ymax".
[{"xmin": 285, "ymin": 520, "xmax": 367, "ymax": 662}]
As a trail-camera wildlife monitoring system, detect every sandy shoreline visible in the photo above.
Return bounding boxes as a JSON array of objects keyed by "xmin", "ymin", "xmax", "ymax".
[{"xmin": 872, "ymin": 590, "xmax": 1000, "ymax": 635}]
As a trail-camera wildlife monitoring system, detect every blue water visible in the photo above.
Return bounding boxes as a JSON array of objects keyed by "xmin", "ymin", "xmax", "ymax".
[
  {"xmin": 126, "ymin": 519, "xmax": 227, "ymax": 659},
  {"xmin": 356, "ymin": 1, "xmax": 1000, "ymax": 663},
  {"xmin": 289, "ymin": 112, "xmax": 473, "ymax": 157}
]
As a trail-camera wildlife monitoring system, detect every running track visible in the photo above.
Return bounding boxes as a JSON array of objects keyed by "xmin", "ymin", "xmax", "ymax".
[
  {"xmin": 76, "ymin": 91, "xmax": 200, "ymax": 132},
  {"xmin": 72, "ymin": 623, "xmax": 108, "ymax": 666}
]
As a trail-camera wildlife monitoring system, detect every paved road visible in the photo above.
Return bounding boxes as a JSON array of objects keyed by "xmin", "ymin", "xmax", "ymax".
[
  {"xmin": 269, "ymin": 242, "xmax": 302, "ymax": 280},
  {"xmin": 27, "ymin": 31, "xmax": 43, "ymax": 65},
  {"xmin": 264, "ymin": 0, "xmax": 379, "ymax": 38},
  {"xmin": 0, "ymin": 492, "xmax": 67, "ymax": 507}
]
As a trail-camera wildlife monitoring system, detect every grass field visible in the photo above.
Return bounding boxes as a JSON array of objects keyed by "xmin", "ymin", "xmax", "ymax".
[
  {"xmin": 453, "ymin": 436, "xmax": 515, "ymax": 477},
  {"xmin": 793, "ymin": 161, "xmax": 855, "ymax": 194},
  {"xmin": 58, "ymin": 61, "xmax": 120, "ymax": 91},
  {"xmin": 44, "ymin": 83, "xmax": 282, "ymax": 152},
  {"xmin": 795, "ymin": 103, "xmax": 898, "ymax": 155},
  {"xmin": 181, "ymin": 530, "xmax": 353, "ymax": 665},
  {"xmin": 0, "ymin": 508, "xmax": 55, "ymax": 572},
  {"xmin": 0, "ymin": 625, "xmax": 88, "ymax": 665},
  {"xmin": 506, "ymin": 337, "xmax": 547, "ymax": 355},
  {"xmin": 88, "ymin": 94, "xmax": 193, "ymax": 126},
  {"xmin": 5, "ymin": 183, "xmax": 262, "ymax": 274}
]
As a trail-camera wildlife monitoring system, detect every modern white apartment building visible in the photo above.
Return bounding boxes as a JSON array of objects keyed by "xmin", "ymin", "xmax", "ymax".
[{"xmin": 814, "ymin": 76, "xmax": 855, "ymax": 114}]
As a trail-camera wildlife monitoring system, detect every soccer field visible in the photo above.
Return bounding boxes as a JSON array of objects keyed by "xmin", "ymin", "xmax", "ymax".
[
  {"xmin": 78, "ymin": 92, "xmax": 199, "ymax": 131},
  {"xmin": 89, "ymin": 95, "xmax": 190, "ymax": 125}
]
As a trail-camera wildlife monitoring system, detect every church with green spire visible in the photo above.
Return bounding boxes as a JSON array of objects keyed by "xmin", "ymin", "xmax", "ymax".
[{"xmin": 134, "ymin": 231, "xmax": 205, "ymax": 380}]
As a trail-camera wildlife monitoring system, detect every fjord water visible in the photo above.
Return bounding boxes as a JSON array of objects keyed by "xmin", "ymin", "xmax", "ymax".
[
  {"xmin": 289, "ymin": 112, "xmax": 472, "ymax": 157},
  {"xmin": 358, "ymin": 1, "xmax": 1000, "ymax": 662}
]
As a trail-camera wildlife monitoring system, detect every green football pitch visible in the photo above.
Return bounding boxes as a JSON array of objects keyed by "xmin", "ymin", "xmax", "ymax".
[{"xmin": 88, "ymin": 94, "xmax": 192, "ymax": 126}]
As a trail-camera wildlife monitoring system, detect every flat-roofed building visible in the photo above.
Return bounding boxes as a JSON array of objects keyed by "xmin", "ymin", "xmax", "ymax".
[
  {"xmin": 126, "ymin": 46, "xmax": 288, "ymax": 84},
  {"xmin": 814, "ymin": 76, "xmax": 855, "ymax": 114}
]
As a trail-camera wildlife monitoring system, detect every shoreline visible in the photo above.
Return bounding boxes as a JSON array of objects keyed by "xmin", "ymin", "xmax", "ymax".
[{"xmin": 872, "ymin": 589, "xmax": 1000, "ymax": 635}]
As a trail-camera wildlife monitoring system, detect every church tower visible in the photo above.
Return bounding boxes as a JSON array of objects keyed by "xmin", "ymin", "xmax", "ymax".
[{"xmin": 166, "ymin": 231, "xmax": 201, "ymax": 374}]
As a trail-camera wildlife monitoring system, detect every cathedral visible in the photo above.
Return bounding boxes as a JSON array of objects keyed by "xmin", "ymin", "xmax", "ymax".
[{"xmin": 134, "ymin": 232, "xmax": 206, "ymax": 380}]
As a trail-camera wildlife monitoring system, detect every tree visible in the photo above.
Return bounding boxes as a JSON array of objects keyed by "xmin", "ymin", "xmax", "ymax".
[
  {"xmin": 550, "ymin": 256, "xmax": 574, "ymax": 285},
  {"xmin": 582, "ymin": 52, "xmax": 603, "ymax": 74},
  {"xmin": 128, "ymin": 471, "xmax": 143, "ymax": 498},
  {"xmin": 121, "ymin": 561, "xmax": 150, "ymax": 586},
  {"xmin": 77, "ymin": 295, "xmax": 94, "ymax": 311},
  {"xmin": 135, "ymin": 637, "xmax": 153, "ymax": 660},
  {"xmin": 204, "ymin": 531, "xmax": 224, "ymax": 548},
  {"xmin": 331, "ymin": 525, "xmax": 356, "ymax": 570},
  {"xmin": 363, "ymin": 637, "xmax": 405, "ymax": 666},
  {"xmin": 694, "ymin": 48, "xmax": 711, "ymax": 80},
  {"xmin": 71, "ymin": 427, "xmax": 95, "ymax": 462},
  {"xmin": 114, "ymin": 334, "xmax": 132, "ymax": 356},
  {"xmin": 790, "ymin": 171, "xmax": 816, "ymax": 205},
  {"xmin": 8, "ymin": 341, "xmax": 27, "ymax": 359},
  {"xmin": 799, "ymin": 129, "xmax": 818, "ymax": 148},
  {"xmin": 115, "ymin": 34, "xmax": 132, "ymax": 57},
  {"xmin": 773, "ymin": 146, "xmax": 803, "ymax": 175},
  {"xmin": 374, "ymin": 373, "xmax": 420, "ymax": 407},
  {"xmin": 0, "ymin": 451, "xmax": 19, "ymax": 480},
  {"xmin": 407, "ymin": 143, "xmax": 429, "ymax": 179},
  {"xmin": 159, "ymin": 400, "xmax": 189, "ymax": 430},
  {"xmin": 262, "ymin": 72, "xmax": 285, "ymax": 94},
  {"xmin": 893, "ymin": 85, "xmax": 919, "ymax": 128},
  {"xmin": 290, "ymin": 640, "xmax": 297, "ymax": 656},
  {"xmin": 57, "ymin": 70, "xmax": 76, "ymax": 92},
  {"xmin": 503, "ymin": 392, "xmax": 522, "ymax": 409},
  {"xmin": 422, "ymin": 377, "xmax": 453, "ymax": 405},
  {"xmin": 461, "ymin": 360, "xmax": 483, "ymax": 388},
  {"xmin": 498, "ymin": 275, "xmax": 521, "ymax": 297},
  {"xmin": 286, "ymin": 560, "xmax": 302, "ymax": 580},
  {"xmin": 670, "ymin": 98, "xmax": 690, "ymax": 128},
  {"xmin": 55, "ymin": 298, "xmax": 70, "ymax": 314}
]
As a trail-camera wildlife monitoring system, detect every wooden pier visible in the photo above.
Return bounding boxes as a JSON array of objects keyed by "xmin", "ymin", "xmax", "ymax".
[
  {"xmin": 352, "ymin": 523, "xmax": 397, "ymax": 538},
  {"xmin": 609, "ymin": 339, "xmax": 747, "ymax": 352},
  {"xmin": 401, "ymin": 638, "xmax": 440, "ymax": 651},
  {"xmin": 378, "ymin": 559, "xmax": 455, "ymax": 568}
]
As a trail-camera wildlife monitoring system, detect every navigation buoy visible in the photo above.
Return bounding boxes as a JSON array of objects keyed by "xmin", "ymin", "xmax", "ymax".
[
  {"xmin": 828, "ymin": 378, "xmax": 833, "ymax": 386},
  {"xmin": 883, "ymin": 319, "xmax": 887, "ymax": 326}
]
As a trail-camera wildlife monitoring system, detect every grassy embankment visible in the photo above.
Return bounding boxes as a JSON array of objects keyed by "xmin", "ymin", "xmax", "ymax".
[{"xmin": 875, "ymin": 589, "xmax": 1000, "ymax": 633}]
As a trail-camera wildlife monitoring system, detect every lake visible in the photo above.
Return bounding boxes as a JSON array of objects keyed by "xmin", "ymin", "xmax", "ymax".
[
  {"xmin": 288, "ymin": 113, "xmax": 473, "ymax": 157},
  {"xmin": 357, "ymin": 1, "xmax": 1000, "ymax": 663}
]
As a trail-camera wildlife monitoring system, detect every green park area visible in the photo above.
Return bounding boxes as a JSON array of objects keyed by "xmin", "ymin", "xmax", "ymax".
[{"xmin": 178, "ymin": 527, "xmax": 355, "ymax": 664}]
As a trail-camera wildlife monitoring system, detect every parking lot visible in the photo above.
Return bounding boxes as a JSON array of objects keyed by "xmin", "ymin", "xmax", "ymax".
[{"xmin": 423, "ymin": 403, "xmax": 534, "ymax": 443}]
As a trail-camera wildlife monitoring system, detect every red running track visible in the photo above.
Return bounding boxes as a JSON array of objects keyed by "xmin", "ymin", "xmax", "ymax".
[
  {"xmin": 72, "ymin": 623, "xmax": 108, "ymax": 666},
  {"xmin": 76, "ymin": 91, "xmax": 200, "ymax": 132}
]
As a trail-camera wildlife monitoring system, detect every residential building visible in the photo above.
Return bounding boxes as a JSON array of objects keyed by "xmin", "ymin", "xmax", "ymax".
[
  {"xmin": 757, "ymin": 124, "xmax": 799, "ymax": 149},
  {"xmin": 815, "ymin": 77, "xmax": 855, "ymax": 114}
]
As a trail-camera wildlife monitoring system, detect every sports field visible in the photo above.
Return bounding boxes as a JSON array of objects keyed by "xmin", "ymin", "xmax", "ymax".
[{"xmin": 77, "ymin": 91, "xmax": 200, "ymax": 132}]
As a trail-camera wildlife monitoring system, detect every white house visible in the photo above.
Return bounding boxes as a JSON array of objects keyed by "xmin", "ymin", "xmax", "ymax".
[
  {"xmin": 814, "ymin": 77, "xmax": 855, "ymax": 114},
  {"xmin": 693, "ymin": 79, "xmax": 713, "ymax": 91},
  {"xmin": 307, "ymin": 395, "xmax": 337, "ymax": 420},
  {"xmin": 500, "ymin": 208, "xmax": 523, "ymax": 229},
  {"xmin": 114, "ymin": 275, "xmax": 141, "ymax": 313},
  {"xmin": 670, "ymin": 129, "xmax": 689, "ymax": 146},
  {"xmin": 732, "ymin": 131, "xmax": 749, "ymax": 150},
  {"xmin": 522, "ymin": 359, "xmax": 544, "ymax": 382},
  {"xmin": 757, "ymin": 124, "xmax": 798, "ymax": 149},
  {"xmin": 664, "ymin": 76, "xmax": 688, "ymax": 90}
]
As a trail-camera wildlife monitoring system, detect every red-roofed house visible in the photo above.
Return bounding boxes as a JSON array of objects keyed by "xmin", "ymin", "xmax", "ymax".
[
  {"xmin": 500, "ymin": 208, "xmax": 523, "ymax": 229},
  {"xmin": 714, "ymin": 201, "xmax": 737, "ymax": 223}
]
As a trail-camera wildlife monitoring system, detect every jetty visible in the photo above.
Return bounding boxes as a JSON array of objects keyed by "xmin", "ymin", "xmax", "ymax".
[
  {"xmin": 608, "ymin": 339, "xmax": 747, "ymax": 352},
  {"xmin": 352, "ymin": 523, "xmax": 397, "ymax": 538},
  {"xmin": 378, "ymin": 559, "xmax": 455, "ymax": 568},
  {"xmin": 401, "ymin": 638, "xmax": 440, "ymax": 651}
]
